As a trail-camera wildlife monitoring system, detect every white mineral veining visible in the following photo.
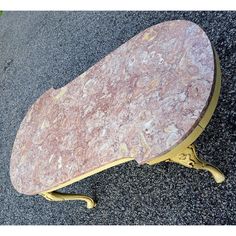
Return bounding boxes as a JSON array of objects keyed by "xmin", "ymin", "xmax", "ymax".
[
  {"xmin": 164, "ymin": 124, "xmax": 179, "ymax": 133},
  {"xmin": 61, "ymin": 131, "xmax": 77, "ymax": 150},
  {"xmin": 143, "ymin": 119, "xmax": 155, "ymax": 135},
  {"xmin": 178, "ymin": 92, "xmax": 187, "ymax": 102},
  {"xmin": 156, "ymin": 53, "xmax": 164, "ymax": 64},
  {"xmin": 58, "ymin": 156, "xmax": 62, "ymax": 169},
  {"xmin": 83, "ymin": 77, "xmax": 97, "ymax": 95},
  {"xmin": 100, "ymin": 128, "xmax": 107, "ymax": 137},
  {"xmin": 166, "ymin": 132, "xmax": 180, "ymax": 147},
  {"xmin": 83, "ymin": 101, "xmax": 95, "ymax": 116},
  {"xmin": 54, "ymin": 87, "xmax": 68, "ymax": 100},
  {"xmin": 119, "ymin": 143, "xmax": 129, "ymax": 156},
  {"xmin": 41, "ymin": 119, "xmax": 50, "ymax": 129},
  {"xmin": 137, "ymin": 75, "xmax": 151, "ymax": 88},
  {"xmin": 48, "ymin": 154, "xmax": 54, "ymax": 164},
  {"xmin": 191, "ymin": 109, "xmax": 201, "ymax": 119},
  {"xmin": 99, "ymin": 142, "xmax": 111, "ymax": 152}
]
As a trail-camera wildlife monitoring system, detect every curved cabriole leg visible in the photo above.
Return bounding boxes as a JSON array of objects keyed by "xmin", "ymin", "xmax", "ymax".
[
  {"xmin": 167, "ymin": 144, "xmax": 225, "ymax": 183},
  {"xmin": 40, "ymin": 192, "xmax": 96, "ymax": 209}
]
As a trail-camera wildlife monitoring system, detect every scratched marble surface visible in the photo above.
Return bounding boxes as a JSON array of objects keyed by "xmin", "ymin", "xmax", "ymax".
[{"xmin": 10, "ymin": 20, "xmax": 215, "ymax": 195}]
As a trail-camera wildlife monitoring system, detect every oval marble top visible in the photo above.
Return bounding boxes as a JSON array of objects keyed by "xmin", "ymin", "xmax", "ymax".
[{"xmin": 10, "ymin": 20, "xmax": 215, "ymax": 195}]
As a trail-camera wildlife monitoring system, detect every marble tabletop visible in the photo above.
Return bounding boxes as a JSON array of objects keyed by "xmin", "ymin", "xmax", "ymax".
[{"xmin": 10, "ymin": 20, "xmax": 215, "ymax": 195}]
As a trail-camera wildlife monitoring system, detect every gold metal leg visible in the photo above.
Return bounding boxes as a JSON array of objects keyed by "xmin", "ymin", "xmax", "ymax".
[
  {"xmin": 166, "ymin": 144, "xmax": 225, "ymax": 183},
  {"xmin": 40, "ymin": 191, "xmax": 96, "ymax": 209}
]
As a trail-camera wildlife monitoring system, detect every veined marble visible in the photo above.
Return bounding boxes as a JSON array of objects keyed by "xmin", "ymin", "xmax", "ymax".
[{"xmin": 10, "ymin": 20, "xmax": 215, "ymax": 195}]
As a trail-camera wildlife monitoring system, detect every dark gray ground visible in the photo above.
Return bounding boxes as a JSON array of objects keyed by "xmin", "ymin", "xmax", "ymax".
[{"xmin": 0, "ymin": 11, "xmax": 236, "ymax": 225}]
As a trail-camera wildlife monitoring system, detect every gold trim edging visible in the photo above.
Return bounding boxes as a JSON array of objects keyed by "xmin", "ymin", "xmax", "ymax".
[{"xmin": 40, "ymin": 50, "xmax": 225, "ymax": 208}]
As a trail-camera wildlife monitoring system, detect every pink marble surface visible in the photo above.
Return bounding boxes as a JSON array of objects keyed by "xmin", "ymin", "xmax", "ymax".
[{"xmin": 10, "ymin": 20, "xmax": 215, "ymax": 195}]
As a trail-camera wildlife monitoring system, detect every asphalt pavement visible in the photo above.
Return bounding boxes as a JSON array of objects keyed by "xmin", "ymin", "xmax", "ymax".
[{"xmin": 0, "ymin": 11, "xmax": 235, "ymax": 225}]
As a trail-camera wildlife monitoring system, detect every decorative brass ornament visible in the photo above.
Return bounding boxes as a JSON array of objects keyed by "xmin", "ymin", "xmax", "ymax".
[{"xmin": 166, "ymin": 144, "xmax": 225, "ymax": 183}]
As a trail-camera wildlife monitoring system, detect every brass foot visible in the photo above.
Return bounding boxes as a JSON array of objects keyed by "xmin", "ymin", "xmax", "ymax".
[
  {"xmin": 167, "ymin": 144, "xmax": 225, "ymax": 183},
  {"xmin": 40, "ymin": 191, "xmax": 96, "ymax": 209}
]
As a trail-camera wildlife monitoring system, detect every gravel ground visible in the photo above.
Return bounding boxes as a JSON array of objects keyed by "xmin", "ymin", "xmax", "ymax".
[{"xmin": 0, "ymin": 11, "xmax": 235, "ymax": 225}]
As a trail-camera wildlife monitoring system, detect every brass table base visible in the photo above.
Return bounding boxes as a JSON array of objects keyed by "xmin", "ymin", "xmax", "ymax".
[{"xmin": 40, "ymin": 143, "xmax": 225, "ymax": 209}]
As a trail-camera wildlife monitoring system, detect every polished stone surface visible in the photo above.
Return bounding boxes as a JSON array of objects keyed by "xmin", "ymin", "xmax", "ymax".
[
  {"xmin": 10, "ymin": 20, "xmax": 215, "ymax": 195},
  {"xmin": 1, "ymin": 12, "xmax": 236, "ymax": 225}
]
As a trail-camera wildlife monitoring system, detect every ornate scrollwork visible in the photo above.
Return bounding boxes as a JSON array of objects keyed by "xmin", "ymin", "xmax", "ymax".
[{"xmin": 167, "ymin": 144, "xmax": 225, "ymax": 183}]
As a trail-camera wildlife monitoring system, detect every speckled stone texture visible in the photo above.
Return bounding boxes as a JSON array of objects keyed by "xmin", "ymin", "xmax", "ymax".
[
  {"xmin": 10, "ymin": 20, "xmax": 215, "ymax": 196},
  {"xmin": 1, "ymin": 11, "xmax": 236, "ymax": 225}
]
